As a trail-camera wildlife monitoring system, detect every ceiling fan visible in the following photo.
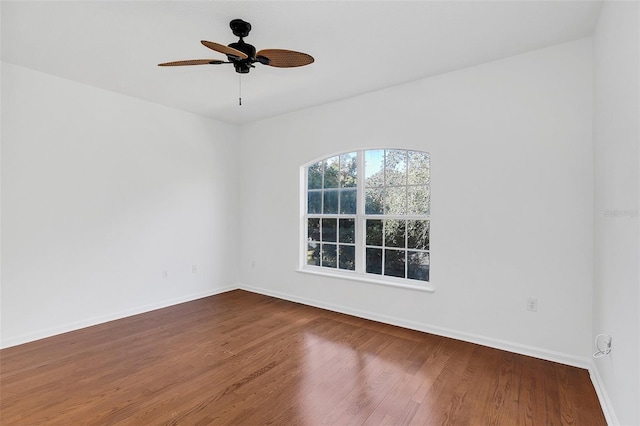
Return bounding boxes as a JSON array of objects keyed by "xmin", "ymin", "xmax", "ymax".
[{"xmin": 158, "ymin": 19, "xmax": 315, "ymax": 74}]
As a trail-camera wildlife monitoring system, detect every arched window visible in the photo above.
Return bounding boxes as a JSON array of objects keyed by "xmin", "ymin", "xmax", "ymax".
[{"xmin": 301, "ymin": 149, "xmax": 430, "ymax": 288}]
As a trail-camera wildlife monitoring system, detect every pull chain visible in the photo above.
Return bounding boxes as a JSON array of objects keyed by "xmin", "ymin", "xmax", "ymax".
[{"xmin": 239, "ymin": 74, "xmax": 242, "ymax": 106}]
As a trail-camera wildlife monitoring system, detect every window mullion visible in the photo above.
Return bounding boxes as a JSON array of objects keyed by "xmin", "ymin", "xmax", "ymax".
[{"xmin": 356, "ymin": 150, "xmax": 366, "ymax": 275}]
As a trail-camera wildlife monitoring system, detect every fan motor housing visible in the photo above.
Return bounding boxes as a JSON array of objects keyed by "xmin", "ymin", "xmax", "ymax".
[
  {"xmin": 228, "ymin": 40, "xmax": 256, "ymax": 73},
  {"xmin": 228, "ymin": 41, "xmax": 256, "ymax": 59}
]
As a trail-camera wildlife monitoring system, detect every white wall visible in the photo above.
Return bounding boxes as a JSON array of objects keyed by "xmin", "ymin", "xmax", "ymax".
[
  {"xmin": 592, "ymin": 1, "xmax": 640, "ymax": 425},
  {"xmin": 239, "ymin": 38, "xmax": 594, "ymax": 366},
  {"xmin": 1, "ymin": 63, "xmax": 239, "ymax": 348}
]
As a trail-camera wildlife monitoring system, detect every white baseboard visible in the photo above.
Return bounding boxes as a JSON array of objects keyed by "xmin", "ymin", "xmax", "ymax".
[
  {"xmin": 589, "ymin": 361, "xmax": 619, "ymax": 426},
  {"xmin": 4, "ymin": 282, "xmax": 595, "ymax": 370},
  {"xmin": 238, "ymin": 283, "xmax": 591, "ymax": 369},
  {"xmin": 0, "ymin": 285, "xmax": 236, "ymax": 349}
]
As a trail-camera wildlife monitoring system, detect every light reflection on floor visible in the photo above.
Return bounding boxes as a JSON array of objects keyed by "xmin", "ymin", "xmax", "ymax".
[{"xmin": 297, "ymin": 324, "xmax": 425, "ymax": 423}]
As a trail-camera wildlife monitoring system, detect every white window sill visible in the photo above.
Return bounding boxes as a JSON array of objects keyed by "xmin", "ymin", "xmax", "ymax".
[{"xmin": 295, "ymin": 268, "xmax": 435, "ymax": 293}]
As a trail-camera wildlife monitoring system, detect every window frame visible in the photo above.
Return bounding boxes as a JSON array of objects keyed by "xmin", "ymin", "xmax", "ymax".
[{"xmin": 299, "ymin": 149, "xmax": 434, "ymax": 293}]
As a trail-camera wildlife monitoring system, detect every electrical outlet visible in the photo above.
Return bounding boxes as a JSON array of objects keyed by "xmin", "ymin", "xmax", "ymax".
[
  {"xmin": 162, "ymin": 270, "xmax": 168, "ymax": 279},
  {"xmin": 526, "ymin": 297, "xmax": 538, "ymax": 312},
  {"xmin": 192, "ymin": 264, "xmax": 198, "ymax": 273}
]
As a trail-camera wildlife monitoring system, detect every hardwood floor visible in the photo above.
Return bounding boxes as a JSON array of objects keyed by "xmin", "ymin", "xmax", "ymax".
[{"xmin": 0, "ymin": 290, "xmax": 606, "ymax": 425}]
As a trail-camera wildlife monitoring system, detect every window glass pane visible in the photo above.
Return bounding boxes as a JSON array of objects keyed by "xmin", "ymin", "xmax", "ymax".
[
  {"xmin": 408, "ymin": 151, "xmax": 430, "ymax": 185},
  {"xmin": 322, "ymin": 243, "xmax": 337, "ymax": 268},
  {"xmin": 308, "ymin": 161, "xmax": 323, "ymax": 190},
  {"xmin": 307, "ymin": 243, "xmax": 320, "ymax": 266},
  {"xmin": 385, "ymin": 149, "xmax": 407, "ymax": 187},
  {"xmin": 365, "ymin": 188, "xmax": 384, "ymax": 214},
  {"xmin": 308, "ymin": 191, "xmax": 322, "ymax": 214},
  {"xmin": 322, "ymin": 218, "xmax": 337, "ymax": 242},
  {"xmin": 407, "ymin": 220, "xmax": 429, "ymax": 250},
  {"xmin": 365, "ymin": 150, "xmax": 384, "ymax": 187},
  {"xmin": 385, "ymin": 220, "xmax": 406, "ymax": 248},
  {"xmin": 408, "ymin": 251, "xmax": 430, "ymax": 281},
  {"xmin": 366, "ymin": 219, "xmax": 383, "ymax": 246},
  {"xmin": 339, "ymin": 245, "xmax": 356, "ymax": 270},
  {"xmin": 323, "ymin": 190, "xmax": 339, "ymax": 214},
  {"xmin": 340, "ymin": 189, "xmax": 357, "ymax": 214},
  {"xmin": 366, "ymin": 248, "xmax": 382, "ymax": 274},
  {"xmin": 339, "ymin": 219, "xmax": 355, "ymax": 243},
  {"xmin": 384, "ymin": 249, "xmax": 405, "ymax": 278},
  {"xmin": 408, "ymin": 186, "xmax": 430, "ymax": 215},
  {"xmin": 384, "ymin": 187, "xmax": 407, "ymax": 215},
  {"xmin": 324, "ymin": 156, "xmax": 340, "ymax": 188},
  {"xmin": 340, "ymin": 152, "xmax": 357, "ymax": 188},
  {"xmin": 308, "ymin": 218, "xmax": 320, "ymax": 242}
]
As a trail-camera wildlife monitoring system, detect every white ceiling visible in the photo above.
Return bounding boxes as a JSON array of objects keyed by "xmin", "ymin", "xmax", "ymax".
[{"xmin": 2, "ymin": 1, "xmax": 602, "ymax": 125}]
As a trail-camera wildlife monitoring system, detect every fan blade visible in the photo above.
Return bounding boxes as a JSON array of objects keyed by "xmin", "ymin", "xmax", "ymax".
[
  {"xmin": 256, "ymin": 49, "xmax": 314, "ymax": 68},
  {"xmin": 201, "ymin": 40, "xmax": 248, "ymax": 60},
  {"xmin": 158, "ymin": 59, "xmax": 227, "ymax": 66}
]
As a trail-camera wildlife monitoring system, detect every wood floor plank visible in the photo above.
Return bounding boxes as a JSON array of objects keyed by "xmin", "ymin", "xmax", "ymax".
[
  {"xmin": 408, "ymin": 339, "xmax": 476, "ymax": 425},
  {"xmin": 360, "ymin": 351, "xmax": 429, "ymax": 424},
  {"xmin": 0, "ymin": 290, "xmax": 606, "ymax": 425},
  {"xmin": 476, "ymin": 349, "xmax": 521, "ymax": 425},
  {"xmin": 263, "ymin": 320, "xmax": 388, "ymax": 425},
  {"xmin": 321, "ymin": 335, "xmax": 417, "ymax": 425}
]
